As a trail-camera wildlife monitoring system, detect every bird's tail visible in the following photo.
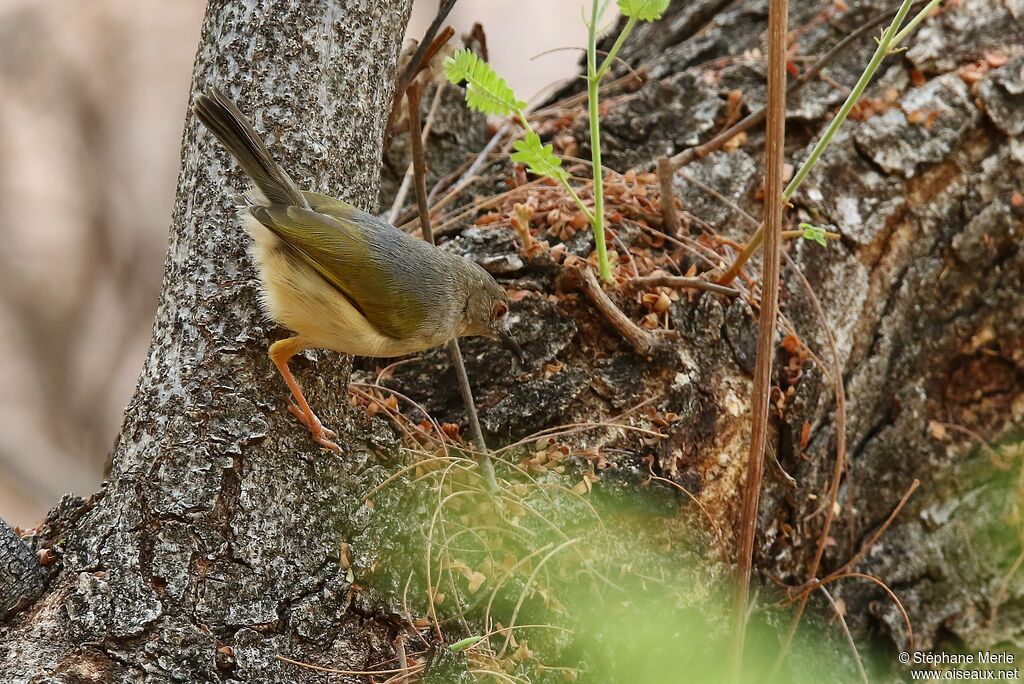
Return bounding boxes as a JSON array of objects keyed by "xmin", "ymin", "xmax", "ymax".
[{"xmin": 193, "ymin": 88, "xmax": 307, "ymax": 208}]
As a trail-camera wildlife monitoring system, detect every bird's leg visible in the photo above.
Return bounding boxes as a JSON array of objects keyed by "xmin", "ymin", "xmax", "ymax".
[
  {"xmin": 284, "ymin": 401, "xmax": 337, "ymax": 440},
  {"xmin": 268, "ymin": 337, "xmax": 341, "ymax": 453}
]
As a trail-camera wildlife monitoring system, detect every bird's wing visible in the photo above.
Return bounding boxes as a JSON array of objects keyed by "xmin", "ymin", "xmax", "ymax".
[
  {"xmin": 250, "ymin": 204, "xmax": 427, "ymax": 340},
  {"xmin": 300, "ymin": 191, "xmax": 358, "ymax": 220}
]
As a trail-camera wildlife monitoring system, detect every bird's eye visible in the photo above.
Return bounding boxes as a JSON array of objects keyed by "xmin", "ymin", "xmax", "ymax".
[{"xmin": 492, "ymin": 302, "xmax": 508, "ymax": 320}]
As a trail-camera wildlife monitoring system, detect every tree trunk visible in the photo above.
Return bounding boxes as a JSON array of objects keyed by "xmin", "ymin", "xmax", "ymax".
[{"xmin": 0, "ymin": 1, "xmax": 413, "ymax": 681}]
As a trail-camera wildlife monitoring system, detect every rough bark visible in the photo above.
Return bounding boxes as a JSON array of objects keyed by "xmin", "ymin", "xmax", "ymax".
[
  {"xmin": 0, "ymin": 1, "xmax": 413, "ymax": 681},
  {"xmin": 0, "ymin": 520, "xmax": 44, "ymax": 621},
  {"xmin": 375, "ymin": 0, "xmax": 1024, "ymax": 665}
]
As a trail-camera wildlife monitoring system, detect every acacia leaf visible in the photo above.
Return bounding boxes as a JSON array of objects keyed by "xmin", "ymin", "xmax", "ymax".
[
  {"xmin": 510, "ymin": 132, "xmax": 568, "ymax": 183},
  {"xmin": 444, "ymin": 49, "xmax": 526, "ymax": 118},
  {"xmin": 617, "ymin": 0, "xmax": 670, "ymax": 21}
]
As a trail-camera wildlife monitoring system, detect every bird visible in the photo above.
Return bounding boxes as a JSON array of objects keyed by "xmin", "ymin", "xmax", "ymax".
[{"xmin": 193, "ymin": 88, "xmax": 523, "ymax": 453}]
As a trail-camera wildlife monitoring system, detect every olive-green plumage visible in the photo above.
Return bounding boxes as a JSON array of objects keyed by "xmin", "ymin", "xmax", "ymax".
[{"xmin": 193, "ymin": 87, "xmax": 522, "ymax": 452}]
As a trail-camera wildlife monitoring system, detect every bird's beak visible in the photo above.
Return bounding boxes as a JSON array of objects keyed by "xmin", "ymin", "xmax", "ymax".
[{"xmin": 496, "ymin": 323, "xmax": 526, "ymax": 363}]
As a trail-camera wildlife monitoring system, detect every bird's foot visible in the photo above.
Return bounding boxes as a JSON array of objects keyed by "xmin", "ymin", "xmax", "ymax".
[{"xmin": 288, "ymin": 402, "xmax": 341, "ymax": 453}]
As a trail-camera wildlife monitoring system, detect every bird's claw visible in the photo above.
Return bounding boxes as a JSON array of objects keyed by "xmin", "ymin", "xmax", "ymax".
[
  {"xmin": 312, "ymin": 430, "xmax": 342, "ymax": 454},
  {"xmin": 288, "ymin": 402, "xmax": 340, "ymax": 452}
]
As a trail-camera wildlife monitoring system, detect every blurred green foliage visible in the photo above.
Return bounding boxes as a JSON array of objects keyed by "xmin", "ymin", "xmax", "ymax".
[{"xmin": 350, "ymin": 447, "xmax": 882, "ymax": 682}]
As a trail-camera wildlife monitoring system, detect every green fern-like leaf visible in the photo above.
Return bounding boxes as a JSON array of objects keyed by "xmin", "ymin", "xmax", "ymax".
[
  {"xmin": 617, "ymin": 0, "xmax": 670, "ymax": 21},
  {"xmin": 444, "ymin": 48, "xmax": 526, "ymax": 118},
  {"xmin": 510, "ymin": 132, "xmax": 568, "ymax": 183}
]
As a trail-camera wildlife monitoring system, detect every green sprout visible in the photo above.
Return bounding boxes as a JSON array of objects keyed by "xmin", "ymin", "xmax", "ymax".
[
  {"xmin": 445, "ymin": 48, "xmax": 592, "ymax": 225},
  {"xmin": 442, "ymin": 49, "xmax": 524, "ymax": 119},
  {"xmin": 799, "ymin": 222, "xmax": 829, "ymax": 247},
  {"xmin": 446, "ymin": 0, "xmax": 667, "ymax": 282},
  {"xmin": 510, "ymin": 132, "xmax": 568, "ymax": 185},
  {"xmin": 583, "ymin": 0, "xmax": 670, "ymax": 280},
  {"xmin": 448, "ymin": 635, "xmax": 484, "ymax": 653}
]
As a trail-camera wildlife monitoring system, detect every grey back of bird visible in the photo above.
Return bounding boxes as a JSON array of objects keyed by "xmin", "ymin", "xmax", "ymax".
[{"xmin": 193, "ymin": 88, "xmax": 484, "ymax": 346}]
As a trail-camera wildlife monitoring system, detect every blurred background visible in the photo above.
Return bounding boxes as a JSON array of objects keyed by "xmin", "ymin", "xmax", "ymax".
[{"xmin": 0, "ymin": 0, "xmax": 605, "ymax": 527}]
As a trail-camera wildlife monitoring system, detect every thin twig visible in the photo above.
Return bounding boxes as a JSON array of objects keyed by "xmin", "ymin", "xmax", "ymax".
[
  {"xmin": 492, "ymin": 395, "xmax": 661, "ymax": 455},
  {"xmin": 530, "ymin": 69, "xmax": 645, "ymax": 121},
  {"xmin": 626, "ymin": 274, "xmax": 740, "ymax": 298},
  {"xmin": 407, "ymin": 81, "xmax": 435, "ymax": 243},
  {"xmin": 353, "ymin": 381, "xmax": 454, "ymax": 455},
  {"xmin": 657, "ymin": 156, "xmax": 682, "ymax": 236},
  {"xmin": 569, "ymin": 264, "xmax": 663, "ymax": 356},
  {"xmin": 386, "ymin": 0, "xmax": 458, "ymax": 138},
  {"xmin": 809, "ymin": 572, "xmax": 916, "ymax": 652},
  {"xmin": 817, "ymin": 585, "xmax": 869, "ymax": 684},
  {"xmin": 393, "ymin": 635, "xmax": 409, "ymax": 684},
  {"xmin": 446, "ymin": 338, "xmax": 497, "ymax": 490},
  {"xmin": 784, "ymin": 479, "xmax": 921, "ymax": 604},
  {"xmin": 406, "ymin": 79, "xmax": 499, "ymax": 491},
  {"xmin": 427, "ymin": 178, "xmax": 546, "ymax": 237},
  {"xmin": 276, "ymin": 655, "xmax": 425, "ymax": 677},
  {"xmin": 389, "ymin": 80, "xmax": 448, "ymax": 224},
  {"xmin": 825, "ymin": 479, "xmax": 920, "ymax": 581},
  {"xmin": 732, "ymin": 1, "xmax": 788, "ymax": 679},
  {"xmin": 498, "ymin": 538, "xmax": 580, "ymax": 657}
]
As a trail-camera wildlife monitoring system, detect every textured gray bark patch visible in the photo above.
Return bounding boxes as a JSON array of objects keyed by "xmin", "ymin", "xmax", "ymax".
[
  {"xmin": 0, "ymin": 521, "xmax": 43, "ymax": 620},
  {"xmin": 906, "ymin": 0, "xmax": 1024, "ymax": 74},
  {"xmin": 675, "ymin": 150, "xmax": 758, "ymax": 234},
  {"xmin": 854, "ymin": 73, "xmax": 979, "ymax": 178},
  {"xmin": 977, "ymin": 56, "xmax": 1024, "ymax": 137}
]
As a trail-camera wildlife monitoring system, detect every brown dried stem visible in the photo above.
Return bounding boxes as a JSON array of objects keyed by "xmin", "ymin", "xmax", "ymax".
[
  {"xmin": 657, "ymin": 156, "xmax": 682, "ymax": 236},
  {"xmin": 626, "ymin": 274, "xmax": 740, "ymax": 298},
  {"xmin": 392, "ymin": 635, "xmax": 409, "ymax": 684},
  {"xmin": 386, "ymin": 0, "xmax": 458, "ymax": 138},
  {"xmin": 406, "ymin": 80, "xmax": 498, "ymax": 489},
  {"xmin": 818, "ymin": 585, "xmax": 869, "ymax": 684},
  {"xmin": 569, "ymin": 265, "xmax": 663, "ymax": 357},
  {"xmin": 731, "ymin": 0, "xmax": 788, "ymax": 677}
]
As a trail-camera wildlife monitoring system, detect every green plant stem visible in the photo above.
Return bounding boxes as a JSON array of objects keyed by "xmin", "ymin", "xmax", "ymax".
[
  {"xmin": 717, "ymin": 0, "xmax": 923, "ymax": 285},
  {"xmin": 892, "ymin": 0, "xmax": 943, "ymax": 45},
  {"xmin": 587, "ymin": 0, "xmax": 611, "ymax": 281},
  {"xmin": 563, "ymin": 183, "xmax": 596, "ymax": 223},
  {"xmin": 595, "ymin": 15, "xmax": 638, "ymax": 82},
  {"xmin": 782, "ymin": 1, "xmax": 917, "ymax": 200}
]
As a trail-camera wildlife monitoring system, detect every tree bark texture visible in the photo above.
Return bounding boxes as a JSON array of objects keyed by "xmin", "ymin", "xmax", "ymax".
[
  {"xmin": 0, "ymin": 1, "xmax": 413, "ymax": 681},
  {"xmin": 376, "ymin": 0, "xmax": 1024, "ymax": 660}
]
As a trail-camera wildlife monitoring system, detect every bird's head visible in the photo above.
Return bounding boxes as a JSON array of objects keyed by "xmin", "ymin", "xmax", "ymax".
[{"xmin": 458, "ymin": 260, "xmax": 525, "ymax": 362}]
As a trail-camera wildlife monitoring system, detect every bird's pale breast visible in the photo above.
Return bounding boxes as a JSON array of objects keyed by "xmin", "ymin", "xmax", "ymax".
[{"xmin": 243, "ymin": 214, "xmax": 446, "ymax": 357}]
